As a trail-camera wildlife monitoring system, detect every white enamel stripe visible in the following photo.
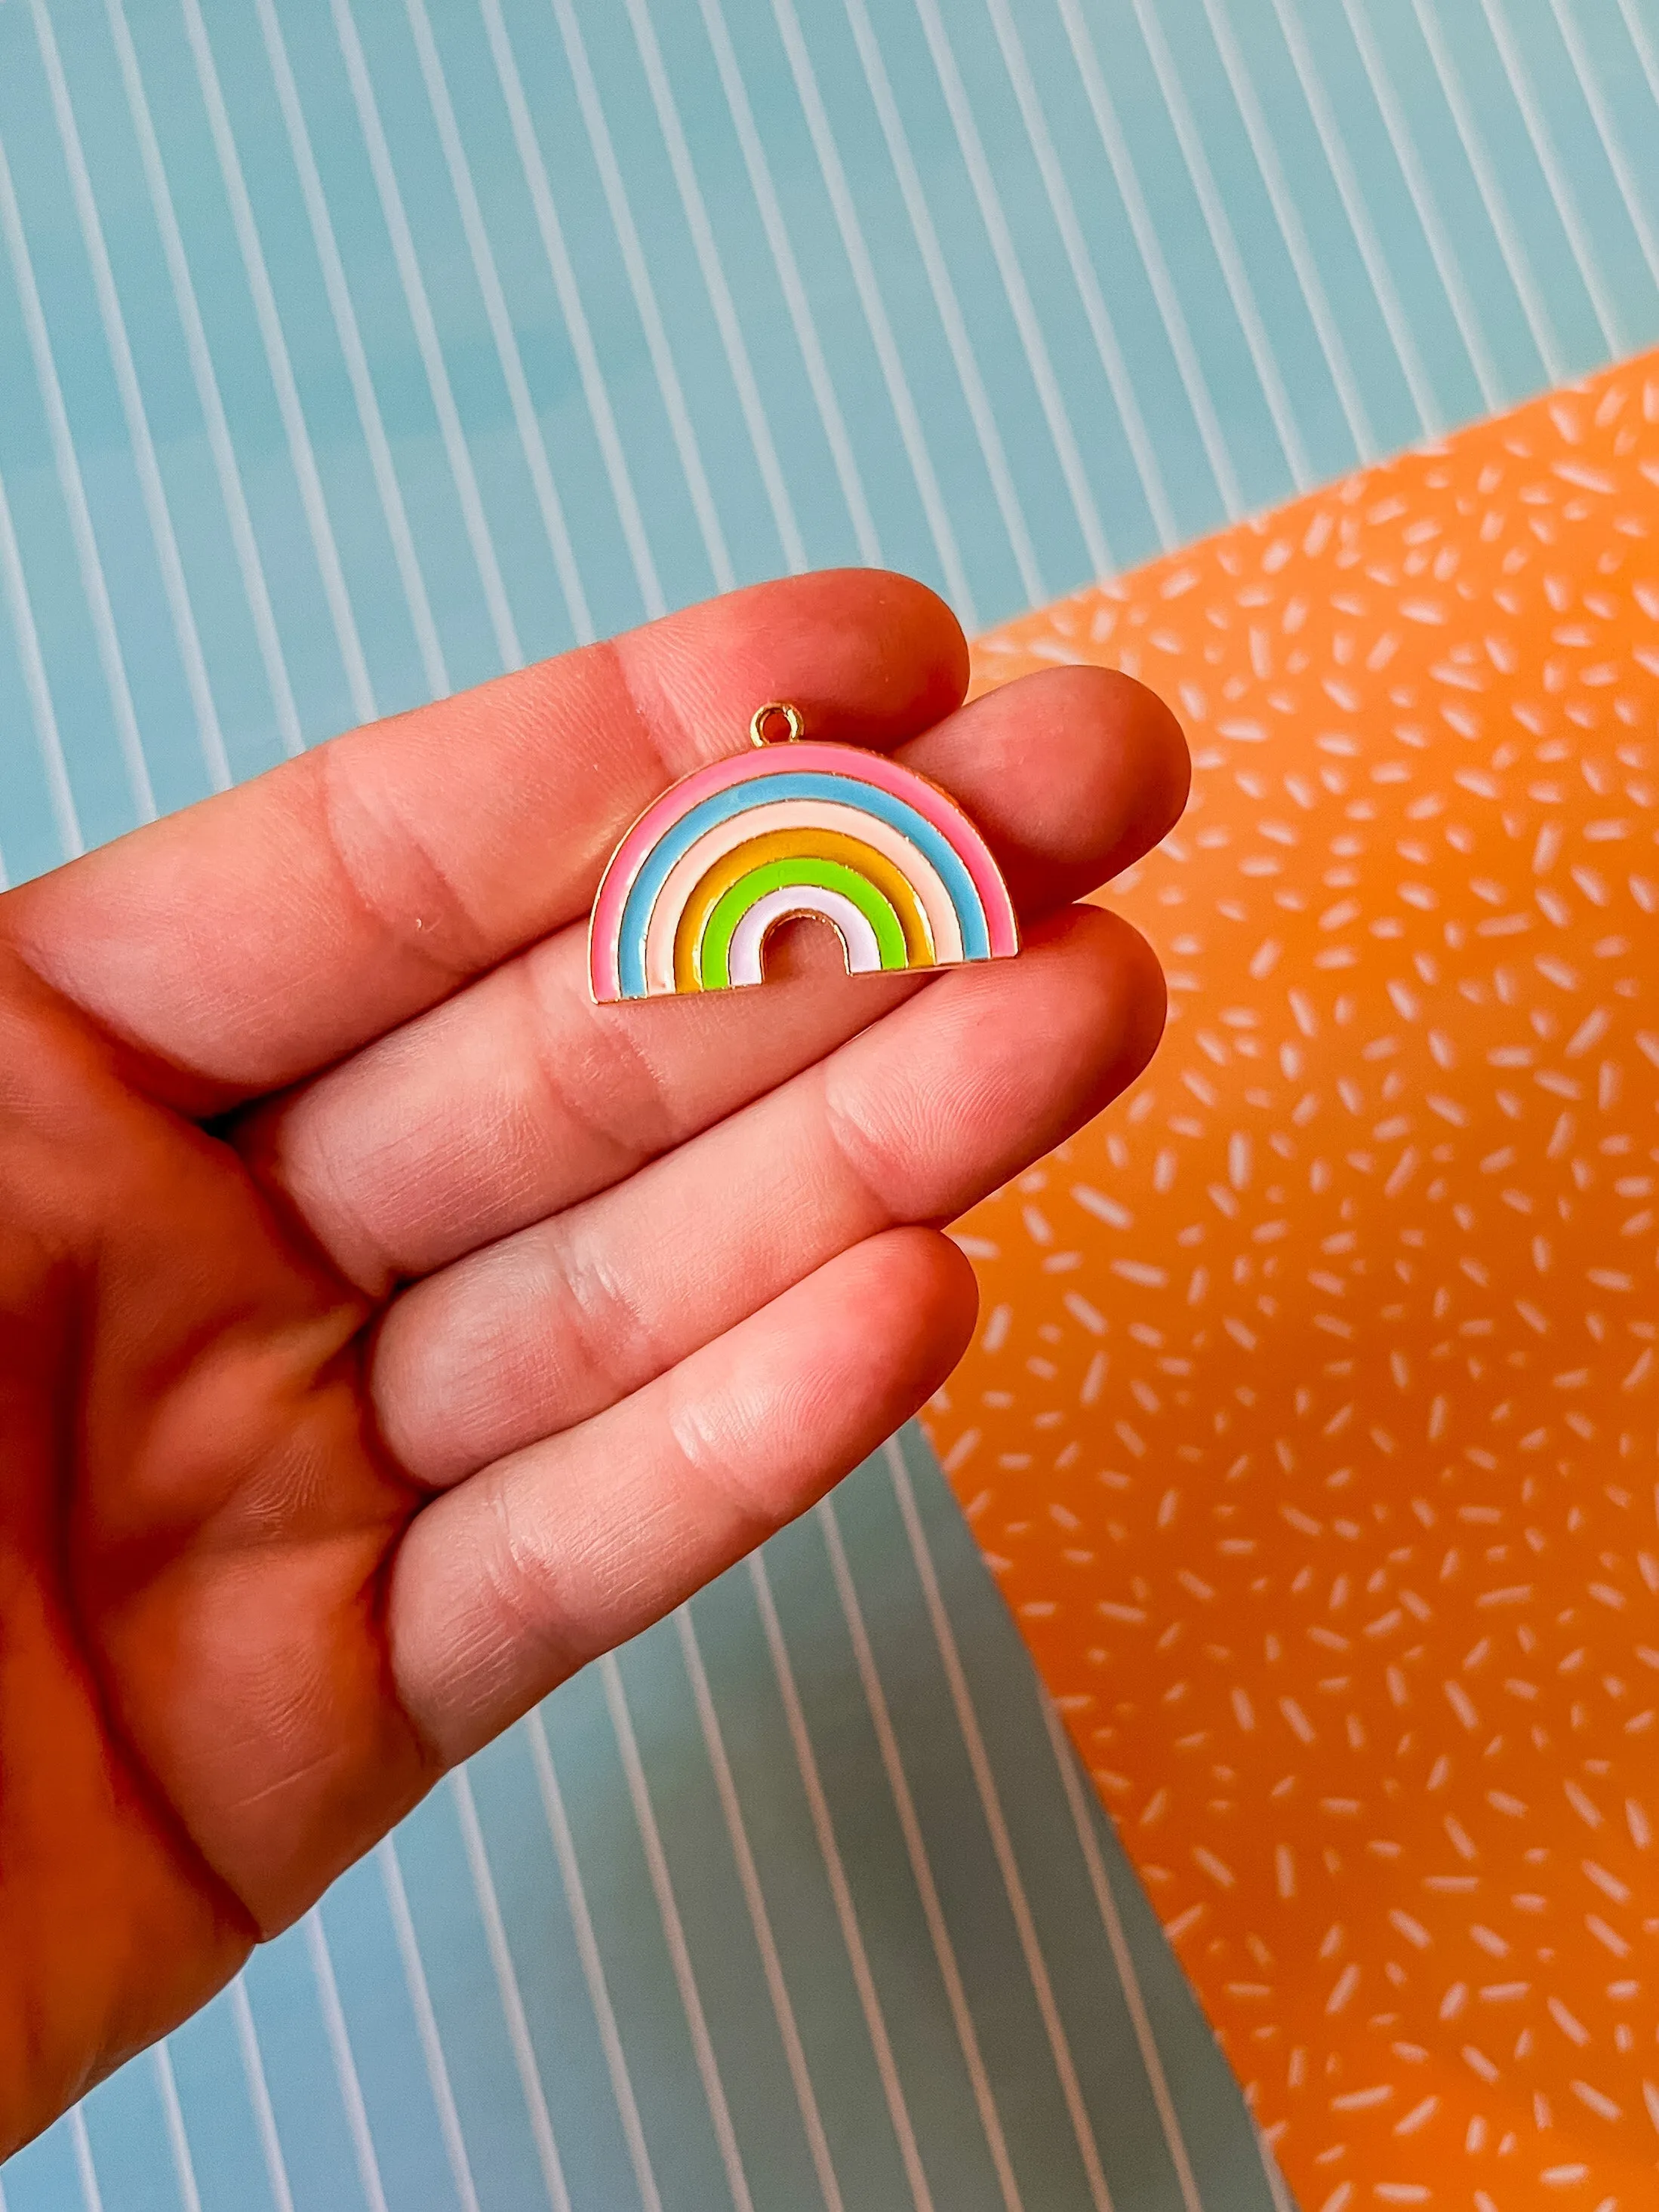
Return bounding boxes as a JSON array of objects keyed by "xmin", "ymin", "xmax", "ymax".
[
  {"xmin": 642, "ymin": 798, "xmax": 962, "ymax": 995},
  {"xmin": 725, "ymin": 885, "xmax": 885, "ymax": 986}
]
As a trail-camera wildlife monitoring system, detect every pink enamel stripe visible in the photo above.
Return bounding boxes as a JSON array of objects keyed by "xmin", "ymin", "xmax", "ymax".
[{"xmin": 589, "ymin": 741, "xmax": 1017, "ymax": 1001}]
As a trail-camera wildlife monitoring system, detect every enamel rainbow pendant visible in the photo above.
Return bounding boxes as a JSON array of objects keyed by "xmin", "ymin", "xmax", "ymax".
[{"xmin": 588, "ymin": 702, "xmax": 1021, "ymax": 1003}]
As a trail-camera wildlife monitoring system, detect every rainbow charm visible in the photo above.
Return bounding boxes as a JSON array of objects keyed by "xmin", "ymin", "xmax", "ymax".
[{"xmin": 589, "ymin": 701, "xmax": 1020, "ymax": 1002}]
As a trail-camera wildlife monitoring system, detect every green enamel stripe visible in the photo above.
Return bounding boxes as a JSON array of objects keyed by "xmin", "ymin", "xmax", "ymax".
[{"xmin": 698, "ymin": 857, "xmax": 910, "ymax": 988}]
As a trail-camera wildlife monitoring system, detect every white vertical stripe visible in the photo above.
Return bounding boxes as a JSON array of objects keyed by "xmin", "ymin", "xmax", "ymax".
[
  {"xmin": 449, "ymin": 1770, "xmax": 574, "ymax": 2212},
  {"xmin": 676, "ymin": 1606, "xmax": 846, "ymax": 2212},
  {"xmin": 817, "ymin": 1497, "xmax": 1026, "ymax": 2212},
  {"xmin": 473, "ymin": 2, "xmax": 668, "ymax": 614},
  {"xmin": 29, "ymin": 0, "xmax": 232, "ymax": 792},
  {"xmin": 152, "ymin": 2044, "xmax": 205, "ymax": 2212},
  {"xmin": 1614, "ymin": 0, "xmax": 1659, "ymax": 112},
  {"xmin": 1120, "ymin": 0, "xmax": 1313, "ymax": 489},
  {"xmin": 528, "ymin": 0, "xmax": 716, "ymax": 601},
  {"xmin": 883, "ymin": 1444, "xmax": 1114, "ymax": 2212},
  {"xmin": 328, "ymin": 0, "xmax": 522, "ymax": 674},
  {"xmin": 1195, "ymin": 0, "xmax": 1377, "ymax": 460},
  {"xmin": 1268, "ymin": 0, "xmax": 1442, "ymax": 433},
  {"xmin": 0, "ymin": 128, "xmax": 155, "ymax": 823},
  {"xmin": 600, "ymin": 1654, "xmax": 757, "ymax": 2212},
  {"xmin": 906, "ymin": 0, "xmax": 1114, "ymax": 579},
  {"xmin": 525, "ymin": 1711, "xmax": 665, "ymax": 2212},
  {"xmin": 1547, "ymin": 0, "xmax": 1659, "ymax": 294},
  {"xmin": 693, "ymin": 0, "xmax": 882, "ymax": 566},
  {"xmin": 1037, "ymin": 1697, "xmax": 1205, "ymax": 2212},
  {"xmin": 104, "ymin": 0, "xmax": 305, "ymax": 757},
  {"xmin": 1052, "ymin": 0, "xmax": 1243, "ymax": 522},
  {"xmin": 980, "ymin": 0, "xmax": 1177, "ymax": 550},
  {"xmin": 1474, "ymin": 0, "xmax": 1624, "ymax": 353},
  {"xmin": 250, "ymin": 0, "xmax": 449, "ymax": 700},
  {"xmin": 0, "ymin": 460, "xmax": 82, "ymax": 858},
  {"xmin": 748, "ymin": 1554, "xmax": 936, "ymax": 2212},
  {"xmin": 1261, "ymin": 2141, "xmax": 1297, "ymax": 2212},
  {"xmin": 376, "ymin": 1838, "xmax": 482, "ymax": 2212},
  {"xmin": 836, "ymin": 0, "xmax": 1042, "ymax": 609},
  {"xmin": 1334, "ymin": 0, "xmax": 1504, "ymax": 414},
  {"xmin": 1403, "ymin": 0, "xmax": 1566, "ymax": 383},
  {"xmin": 69, "ymin": 2107, "xmax": 105, "ymax": 2212},
  {"xmin": 230, "ymin": 1980, "xmax": 298, "ymax": 2212},
  {"xmin": 766, "ymin": 0, "xmax": 977, "ymax": 622},
  {"xmin": 175, "ymin": 0, "xmax": 376, "ymax": 728},
  {"xmin": 617, "ymin": 0, "xmax": 806, "ymax": 577},
  {"xmin": 399, "ymin": 0, "xmax": 592, "ymax": 646},
  {"xmin": 304, "ymin": 1910, "xmax": 391, "ymax": 2212}
]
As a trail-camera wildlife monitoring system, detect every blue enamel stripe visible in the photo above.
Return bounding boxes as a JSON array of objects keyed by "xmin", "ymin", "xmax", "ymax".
[{"xmin": 616, "ymin": 768, "xmax": 990, "ymax": 998}]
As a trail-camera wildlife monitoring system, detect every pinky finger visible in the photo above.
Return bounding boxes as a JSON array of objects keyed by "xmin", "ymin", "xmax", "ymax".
[{"xmin": 389, "ymin": 1226, "xmax": 979, "ymax": 1766}]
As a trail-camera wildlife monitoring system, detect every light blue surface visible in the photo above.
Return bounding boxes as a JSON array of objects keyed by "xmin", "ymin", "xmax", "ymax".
[{"xmin": 4, "ymin": 0, "xmax": 1658, "ymax": 2203}]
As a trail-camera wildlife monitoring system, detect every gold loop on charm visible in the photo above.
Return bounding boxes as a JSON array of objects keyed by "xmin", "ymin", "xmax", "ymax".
[{"xmin": 749, "ymin": 700, "xmax": 805, "ymax": 748}]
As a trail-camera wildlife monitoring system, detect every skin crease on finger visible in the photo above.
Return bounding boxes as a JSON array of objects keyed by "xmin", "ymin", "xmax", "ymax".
[
  {"xmin": 0, "ymin": 573, "xmax": 1187, "ymax": 2152},
  {"xmin": 371, "ymin": 906, "xmax": 1166, "ymax": 1487}
]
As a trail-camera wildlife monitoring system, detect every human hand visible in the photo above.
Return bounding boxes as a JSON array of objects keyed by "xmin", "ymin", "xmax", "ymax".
[{"xmin": 0, "ymin": 573, "xmax": 1186, "ymax": 2151}]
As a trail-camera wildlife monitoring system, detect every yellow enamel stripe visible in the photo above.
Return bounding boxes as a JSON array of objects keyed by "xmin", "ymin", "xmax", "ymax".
[{"xmin": 673, "ymin": 828, "xmax": 935, "ymax": 990}]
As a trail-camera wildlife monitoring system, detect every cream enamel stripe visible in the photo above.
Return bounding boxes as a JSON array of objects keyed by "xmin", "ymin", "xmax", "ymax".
[
  {"xmin": 174, "ymin": 0, "xmax": 377, "ymax": 728},
  {"xmin": 818, "ymin": 1496, "xmax": 1027, "ymax": 2212},
  {"xmin": 885, "ymin": 1444, "xmax": 1115, "ymax": 2212},
  {"xmin": 29, "ymin": 0, "xmax": 232, "ymax": 795},
  {"xmin": 103, "ymin": 0, "xmax": 306, "ymax": 760},
  {"xmin": 642, "ymin": 797, "xmax": 963, "ymax": 995}
]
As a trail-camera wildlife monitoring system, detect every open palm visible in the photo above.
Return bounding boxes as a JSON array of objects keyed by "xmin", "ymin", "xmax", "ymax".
[{"xmin": 0, "ymin": 574, "xmax": 1185, "ymax": 2153}]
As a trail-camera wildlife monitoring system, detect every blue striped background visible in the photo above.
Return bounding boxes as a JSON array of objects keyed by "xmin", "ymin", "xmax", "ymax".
[{"xmin": 3, "ymin": 0, "xmax": 1657, "ymax": 2203}]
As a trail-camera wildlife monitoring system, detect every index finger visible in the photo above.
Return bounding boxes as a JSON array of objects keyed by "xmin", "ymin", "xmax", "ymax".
[{"xmin": 0, "ymin": 572, "xmax": 968, "ymax": 1112}]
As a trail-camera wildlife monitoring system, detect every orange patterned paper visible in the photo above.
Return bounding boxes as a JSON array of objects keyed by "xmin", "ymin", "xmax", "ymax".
[{"xmin": 929, "ymin": 355, "xmax": 1659, "ymax": 2207}]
